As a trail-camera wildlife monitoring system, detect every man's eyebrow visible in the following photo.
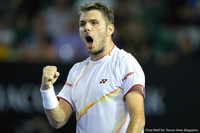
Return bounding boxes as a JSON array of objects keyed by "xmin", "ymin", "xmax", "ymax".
[
  {"xmin": 89, "ymin": 19, "xmax": 99, "ymax": 22},
  {"xmin": 80, "ymin": 19, "xmax": 99, "ymax": 23},
  {"xmin": 80, "ymin": 20, "xmax": 86, "ymax": 23},
  {"xmin": 90, "ymin": 19, "xmax": 98, "ymax": 21}
]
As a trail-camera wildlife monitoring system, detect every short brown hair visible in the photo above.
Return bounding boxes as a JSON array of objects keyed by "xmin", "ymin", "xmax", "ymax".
[{"xmin": 79, "ymin": 1, "xmax": 114, "ymax": 25}]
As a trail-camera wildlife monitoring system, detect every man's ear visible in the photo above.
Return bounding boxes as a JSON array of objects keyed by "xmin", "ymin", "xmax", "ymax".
[{"xmin": 107, "ymin": 24, "xmax": 114, "ymax": 36}]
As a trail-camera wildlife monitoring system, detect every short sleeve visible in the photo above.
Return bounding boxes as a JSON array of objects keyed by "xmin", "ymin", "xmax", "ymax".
[
  {"xmin": 120, "ymin": 54, "xmax": 145, "ymax": 99},
  {"xmin": 57, "ymin": 67, "xmax": 76, "ymax": 111}
]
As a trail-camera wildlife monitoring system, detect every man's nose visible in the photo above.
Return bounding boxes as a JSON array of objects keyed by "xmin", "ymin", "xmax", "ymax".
[{"xmin": 84, "ymin": 23, "xmax": 91, "ymax": 32}]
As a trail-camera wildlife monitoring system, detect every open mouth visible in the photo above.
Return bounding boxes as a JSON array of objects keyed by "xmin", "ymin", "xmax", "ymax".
[{"xmin": 85, "ymin": 35, "xmax": 93, "ymax": 44}]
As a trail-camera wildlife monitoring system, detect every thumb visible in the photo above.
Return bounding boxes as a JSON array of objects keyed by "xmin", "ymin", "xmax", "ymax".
[
  {"xmin": 51, "ymin": 72, "xmax": 60, "ymax": 84},
  {"xmin": 54, "ymin": 72, "xmax": 60, "ymax": 78}
]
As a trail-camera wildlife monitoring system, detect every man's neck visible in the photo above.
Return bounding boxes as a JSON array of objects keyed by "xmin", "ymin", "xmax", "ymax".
[{"xmin": 90, "ymin": 41, "xmax": 115, "ymax": 61}]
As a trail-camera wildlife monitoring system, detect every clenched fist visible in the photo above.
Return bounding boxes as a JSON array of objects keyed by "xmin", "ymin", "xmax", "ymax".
[{"xmin": 41, "ymin": 66, "xmax": 60, "ymax": 90}]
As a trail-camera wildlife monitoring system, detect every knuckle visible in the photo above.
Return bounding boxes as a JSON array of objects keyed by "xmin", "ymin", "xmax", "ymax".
[
  {"xmin": 52, "ymin": 66, "xmax": 57, "ymax": 71},
  {"xmin": 43, "ymin": 74, "xmax": 48, "ymax": 79},
  {"xmin": 47, "ymin": 66, "xmax": 57, "ymax": 71}
]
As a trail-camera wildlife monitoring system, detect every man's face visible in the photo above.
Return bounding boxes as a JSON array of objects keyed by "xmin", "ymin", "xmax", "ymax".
[{"xmin": 79, "ymin": 10, "xmax": 108, "ymax": 55}]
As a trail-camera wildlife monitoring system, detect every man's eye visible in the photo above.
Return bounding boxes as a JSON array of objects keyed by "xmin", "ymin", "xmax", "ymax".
[
  {"xmin": 92, "ymin": 22, "xmax": 98, "ymax": 25},
  {"xmin": 80, "ymin": 23, "xmax": 85, "ymax": 26}
]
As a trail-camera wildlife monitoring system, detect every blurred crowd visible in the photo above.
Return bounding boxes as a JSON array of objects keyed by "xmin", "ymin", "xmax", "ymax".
[{"xmin": 0, "ymin": 0, "xmax": 200, "ymax": 65}]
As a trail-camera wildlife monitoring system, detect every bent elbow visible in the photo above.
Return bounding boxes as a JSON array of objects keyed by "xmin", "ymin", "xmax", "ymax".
[
  {"xmin": 52, "ymin": 125, "xmax": 61, "ymax": 129},
  {"xmin": 50, "ymin": 122, "xmax": 64, "ymax": 129}
]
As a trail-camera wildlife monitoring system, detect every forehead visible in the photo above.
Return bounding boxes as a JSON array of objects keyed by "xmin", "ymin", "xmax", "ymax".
[{"xmin": 79, "ymin": 10, "xmax": 104, "ymax": 21}]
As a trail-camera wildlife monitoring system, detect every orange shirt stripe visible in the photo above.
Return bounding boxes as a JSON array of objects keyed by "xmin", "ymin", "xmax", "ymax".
[
  {"xmin": 117, "ymin": 120, "xmax": 126, "ymax": 133},
  {"xmin": 77, "ymin": 87, "xmax": 121, "ymax": 121}
]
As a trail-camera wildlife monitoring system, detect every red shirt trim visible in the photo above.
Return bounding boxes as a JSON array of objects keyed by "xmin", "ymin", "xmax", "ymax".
[
  {"xmin": 123, "ymin": 84, "xmax": 145, "ymax": 101},
  {"xmin": 90, "ymin": 45, "xmax": 115, "ymax": 61},
  {"xmin": 57, "ymin": 96, "xmax": 74, "ymax": 112}
]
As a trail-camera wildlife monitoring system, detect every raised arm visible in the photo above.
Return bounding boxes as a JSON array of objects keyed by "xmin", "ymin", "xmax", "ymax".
[{"xmin": 40, "ymin": 66, "xmax": 73, "ymax": 129}]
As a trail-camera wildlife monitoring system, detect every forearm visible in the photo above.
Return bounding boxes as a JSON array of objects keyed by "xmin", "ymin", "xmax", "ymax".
[
  {"xmin": 40, "ymin": 85, "xmax": 72, "ymax": 129},
  {"xmin": 126, "ymin": 115, "xmax": 145, "ymax": 133},
  {"xmin": 44, "ymin": 104, "xmax": 69, "ymax": 129}
]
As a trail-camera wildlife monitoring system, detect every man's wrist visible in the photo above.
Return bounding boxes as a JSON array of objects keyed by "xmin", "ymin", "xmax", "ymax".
[
  {"xmin": 40, "ymin": 86, "xmax": 59, "ymax": 110},
  {"xmin": 40, "ymin": 83, "xmax": 53, "ymax": 91}
]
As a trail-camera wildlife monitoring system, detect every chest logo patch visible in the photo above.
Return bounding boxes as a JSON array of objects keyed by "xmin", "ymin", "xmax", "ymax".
[{"xmin": 100, "ymin": 79, "xmax": 108, "ymax": 84}]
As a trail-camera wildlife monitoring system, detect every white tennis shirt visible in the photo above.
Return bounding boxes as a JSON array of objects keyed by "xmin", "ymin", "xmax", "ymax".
[{"xmin": 57, "ymin": 45, "xmax": 145, "ymax": 133}]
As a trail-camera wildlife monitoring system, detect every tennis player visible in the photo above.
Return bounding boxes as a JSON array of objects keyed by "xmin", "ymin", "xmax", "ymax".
[{"xmin": 40, "ymin": 2, "xmax": 145, "ymax": 133}]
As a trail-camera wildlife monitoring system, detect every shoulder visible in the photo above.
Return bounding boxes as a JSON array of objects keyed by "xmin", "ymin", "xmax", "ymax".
[
  {"xmin": 66, "ymin": 57, "xmax": 90, "ymax": 83},
  {"xmin": 70, "ymin": 57, "xmax": 90, "ymax": 72},
  {"xmin": 112, "ymin": 46, "xmax": 137, "ymax": 65},
  {"xmin": 112, "ymin": 46, "xmax": 144, "ymax": 75}
]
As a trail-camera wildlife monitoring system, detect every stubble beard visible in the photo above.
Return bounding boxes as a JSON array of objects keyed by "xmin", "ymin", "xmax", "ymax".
[{"xmin": 89, "ymin": 35, "xmax": 106, "ymax": 56}]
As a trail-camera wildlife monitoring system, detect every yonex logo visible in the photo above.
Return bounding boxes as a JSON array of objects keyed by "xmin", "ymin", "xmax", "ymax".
[{"xmin": 100, "ymin": 79, "xmax": 108, "ymax": 84}]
